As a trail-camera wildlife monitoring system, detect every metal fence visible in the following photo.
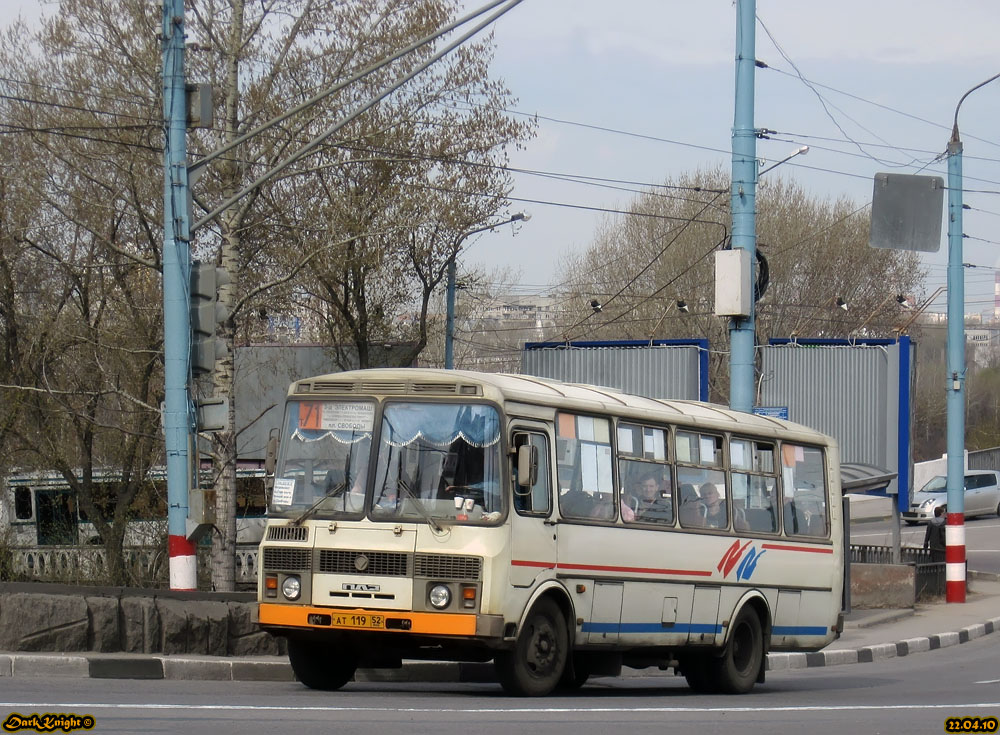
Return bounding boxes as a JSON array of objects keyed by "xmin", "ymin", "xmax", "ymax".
[
  {"xmin": 850, "ymin": 543, "xmax": 945, "ymax": 600},
  {"xmin": 5, "ymin": 544, "xmax": 260, "ymax": 590}
]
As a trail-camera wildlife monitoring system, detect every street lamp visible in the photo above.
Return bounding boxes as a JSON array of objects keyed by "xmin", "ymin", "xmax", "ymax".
[
  {"xmin": 757, "ymin": 145, "xmax": 809, "ymax": 177},
  {"xmin": 444, "ymin": 213, "xmax": 529, "ymax": 369},
  {"xmin": 943, "ymin": 72, "xmax": 1000, "ymax": 603}
]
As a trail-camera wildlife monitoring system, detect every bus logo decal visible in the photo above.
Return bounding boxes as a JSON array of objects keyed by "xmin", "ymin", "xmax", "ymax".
[
  {"xmin": 735, "ymin": 547, "xmax": 764, "ymax": 581},
  {"xmin": 717, "ymin": 540, "xmax": 753, "ymax": 578}
]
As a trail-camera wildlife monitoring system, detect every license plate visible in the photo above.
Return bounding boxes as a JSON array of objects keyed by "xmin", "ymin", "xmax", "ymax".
[{"xmin": 330, "ymin": 613, "xmax": 385, "ymax": 629}]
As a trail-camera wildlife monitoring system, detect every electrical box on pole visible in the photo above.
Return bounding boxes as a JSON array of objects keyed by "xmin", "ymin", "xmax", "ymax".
[
  {"xmin": 714, "ymin": 249, "xmax": 752, "ymax": 317},
  {"xmin": 185, "ymin": 83, "xmax": 214, "ymax": 129},
  {"xmin": 190, "ymin": 261, "xmax": 230, "ymax": 375}
]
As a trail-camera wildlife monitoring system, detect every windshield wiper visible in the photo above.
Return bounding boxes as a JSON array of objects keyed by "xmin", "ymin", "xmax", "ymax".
[
  {"xmin": 290, "ymin": 481, "xmax": 347, "ymax": 526},
  {"xmin": 396, "ymin": 477, "xmax": 444, "ymax": 533}
]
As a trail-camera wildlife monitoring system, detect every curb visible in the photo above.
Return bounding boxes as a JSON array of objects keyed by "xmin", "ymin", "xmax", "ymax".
[{"xmin": 765, "ymin": 615, "xmax": 1000, "ymax": 671}]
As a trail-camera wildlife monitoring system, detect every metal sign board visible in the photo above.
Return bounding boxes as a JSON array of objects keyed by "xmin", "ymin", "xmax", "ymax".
[
  {"xmin": 869, "ymin": 172, "xmax": 944, "ymax": 252},
  {"xmin": 753, "ymin": 406, "xmax": 789, "ymax": 420}
]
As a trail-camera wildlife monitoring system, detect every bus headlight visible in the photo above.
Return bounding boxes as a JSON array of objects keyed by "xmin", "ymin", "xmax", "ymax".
[
  {"xmin": 429, "ymin": 584, "xmax": 451, "ymax": 609},
  {"xmin": 281, "ymin": 575, "xmax": 301, "ymax": 601}
]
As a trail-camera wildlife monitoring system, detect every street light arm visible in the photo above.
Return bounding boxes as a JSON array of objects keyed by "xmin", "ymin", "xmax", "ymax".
[{"xmin": 953, "ymin": 72, "xmax": 1000, "ymax": 141}]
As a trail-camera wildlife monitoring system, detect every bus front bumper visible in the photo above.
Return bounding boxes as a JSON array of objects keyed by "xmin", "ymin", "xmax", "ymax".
[{"xmin": 258, "ymin": 603, "xmax": 505, "ymax": 638}]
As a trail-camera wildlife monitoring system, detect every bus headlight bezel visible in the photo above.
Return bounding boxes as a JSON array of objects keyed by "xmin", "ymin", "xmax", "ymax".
[
  {"xmin": 281, "ymin": 574, "xmax": 302, "ymax": 601},
  {"xmin": 428, "ymin": 583, "xmax": 451, "ymax": 609}
]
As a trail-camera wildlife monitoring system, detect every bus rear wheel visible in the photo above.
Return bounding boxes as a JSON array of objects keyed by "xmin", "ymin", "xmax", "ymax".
[
  {"xmin": 711, "ymin": 606, "xmax": 763, "ymax": 694},
  {"xmin": 287, "ymin": 637, "xmax": 357, "ymax": 691},
  {"xmin": 495, "ymin": 598, "xmax": 568, "ymax": 696}
]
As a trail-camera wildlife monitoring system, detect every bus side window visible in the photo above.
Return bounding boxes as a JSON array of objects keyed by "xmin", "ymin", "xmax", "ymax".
[
  {"xmin": 781, "ymin": 444, "xmax": 829, "ymax": 538},
  {"xmin": 513, "ymin": 433, "xmax": 551, "ymax": 516}
]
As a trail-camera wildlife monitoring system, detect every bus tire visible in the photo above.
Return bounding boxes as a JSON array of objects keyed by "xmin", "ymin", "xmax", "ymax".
[
  {"xmin": 712, "ymin": 606, "xmax": 763, "ymax": 694},
  {"xmin": 288, "ymin": 637, "xmax": 357, "ymax": 691},
  {"xmin": 557, "ymin": 653, "xmax": 590, "ymax": 691},
  {"xmin": 495, "ymin": 597, "xmax": 568, "ymax": 696}
]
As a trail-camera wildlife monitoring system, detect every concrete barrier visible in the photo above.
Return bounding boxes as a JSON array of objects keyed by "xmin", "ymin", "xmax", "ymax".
[{"xmin": 0, "ymin": 582, "xmax": 283, "ymax": 657}]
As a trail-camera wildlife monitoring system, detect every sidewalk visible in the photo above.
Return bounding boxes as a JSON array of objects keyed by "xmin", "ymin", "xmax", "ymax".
[{"xmin": 2, "ymin": 576, "xmax": 998, "ymax": 683}]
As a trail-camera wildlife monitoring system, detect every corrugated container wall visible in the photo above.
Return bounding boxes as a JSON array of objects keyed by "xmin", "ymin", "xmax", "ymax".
[
  {"xmin": 521, "ymin": 343, "xmax": 705, "ymax": 401},
  {"xmin": 759, "ymin": 342, "xmax": 911, "ymax": 501}
]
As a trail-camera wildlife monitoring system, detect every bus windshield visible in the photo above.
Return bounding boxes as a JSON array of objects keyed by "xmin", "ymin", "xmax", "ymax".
[
  {"xmin": 370, "ymin": 402, "xmax": 503, "ymax": 525},
  {"xmin": 271, "ymin": 400, "xmax": 375, "ymax": 518}
]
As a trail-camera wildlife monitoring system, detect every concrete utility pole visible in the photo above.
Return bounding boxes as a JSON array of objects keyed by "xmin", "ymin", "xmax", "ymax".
[
  {"xmin": 161, "ymin": 0, "xmax": 196, "ymax": 590},
  {"xmin": 944, "ymin": 72, "xmax": 1000, "ymax": 603},
  {"xmin": 728, "ymin": 0, "xmax": 758, "ymax": 413}
]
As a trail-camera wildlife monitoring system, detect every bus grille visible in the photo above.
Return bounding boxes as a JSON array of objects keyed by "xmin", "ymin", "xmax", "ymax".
[
  {"xmin": 414, "ymin": 554, "xmax": 482, "ymax": 580},
  {"xmin": 262, "ymin": 547, "xmax": 311, "ymax": 571},
  {"xmin": 318, "ymin": 550, "xmax": 409, "ymax": 576},
  {"xmin": 266, "ymin": 525, "xmax": 309, "ymax": 542}
]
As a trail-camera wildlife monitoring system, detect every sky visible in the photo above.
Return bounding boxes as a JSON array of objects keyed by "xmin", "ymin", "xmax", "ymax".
[{"xmin": 4, "ymin": 0, "xmax": 1000, "ymax": 318}]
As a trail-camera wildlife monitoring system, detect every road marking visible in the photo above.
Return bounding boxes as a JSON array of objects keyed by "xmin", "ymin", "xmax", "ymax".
[
  {"xmin": 2, "ymin": 701, "xmax": 1000, "ymax": 714},
  {"xmin": 976, "ymin": 679, "xmax": 1000, "ymax": 684}
]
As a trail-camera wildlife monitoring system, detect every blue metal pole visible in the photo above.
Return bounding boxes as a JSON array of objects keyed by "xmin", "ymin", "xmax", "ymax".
[
  {"xmin": 945, "ymin": 133, "xmax": 966, "ymax": 603},
  {"xmin": 162, "ymin": 0, "xmax": 196, "ymax": 589},
  {"xmin": 445, "ymin": 258, "xmax": 456, "ymax": 369},
  {"xmin": 729, "ymin": 0, "xmax": 757, "ymax": 413}
]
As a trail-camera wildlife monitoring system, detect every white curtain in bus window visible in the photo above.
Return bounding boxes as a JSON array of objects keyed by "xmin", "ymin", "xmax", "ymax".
[
  {"xmin": 781, "ymin": 444, "xmax": 828, "ymax": 537},
  {"xmin": 557, "ymin": 413, "xmax": 614, "ymax": 519},
  {"xmin": 643, "ymin": 427, "xmax": 666, "ymax": 460},
  {"xmin": 617, "ymin": 425, "xmax": 635, "ymax": 455},
  {"xmin": 730, "ymin": 439, "xmax": 751, "ymax": 470}
]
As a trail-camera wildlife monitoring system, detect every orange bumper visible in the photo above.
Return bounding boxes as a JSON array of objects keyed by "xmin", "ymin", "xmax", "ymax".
[{"xmin": 259, "ymin": 603, "xmax": 478, "ymax": 636}]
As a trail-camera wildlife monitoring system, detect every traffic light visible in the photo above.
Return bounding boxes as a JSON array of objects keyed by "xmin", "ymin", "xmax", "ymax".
[{"xmin": 190, "ymin": 261, "xmax": 230, "ymax": 375}]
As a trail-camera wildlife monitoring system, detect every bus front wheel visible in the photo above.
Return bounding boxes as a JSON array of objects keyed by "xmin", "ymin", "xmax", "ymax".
[
  {"xmin": 712, "ymin": 606, "xmax": 763, "ymax": 694},
  {"xmin": 288, "ymin": 637, "xmax": 357, "ymax": 691},
  {"xmin": 495, "ymin": 598, "xmax": 568, "ymax": 696}
]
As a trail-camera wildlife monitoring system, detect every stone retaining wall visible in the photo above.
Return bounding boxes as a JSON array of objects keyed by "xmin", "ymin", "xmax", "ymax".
[{"xmin": 0, "ymin": 582, "xmax": 284, "ymax": 656}]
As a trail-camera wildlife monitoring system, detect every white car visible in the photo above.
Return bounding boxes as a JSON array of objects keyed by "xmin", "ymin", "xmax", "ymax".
[{"xmin": 902, "ymin": 470, "xmax": 1000, "ymax": 524}]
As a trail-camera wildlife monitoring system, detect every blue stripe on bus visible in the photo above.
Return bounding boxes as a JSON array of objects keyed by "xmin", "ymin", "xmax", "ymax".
[
  {"xmin": 581, "ymin": 622, "xmax": 723, "ymax": 634},
  {"xmin": 771, "ymin": 625, "xmax": 829, "ymax": 636},
  {"xmin": 580, "ymin": 622, "xmax": 829, "ymax": 636}
]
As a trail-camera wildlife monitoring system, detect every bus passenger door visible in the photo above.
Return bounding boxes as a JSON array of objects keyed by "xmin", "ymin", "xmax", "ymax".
[{"xmin": 509, "ymin": 429, "xmax": 557, "ymax": 588}]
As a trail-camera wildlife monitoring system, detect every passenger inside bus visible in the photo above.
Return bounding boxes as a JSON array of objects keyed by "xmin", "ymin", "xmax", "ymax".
[
  {"xmin": 700, "ymin": 482, "xmax": 728, "ymax": 528},
  {"xmin": 678, "ymin": 483, "xmax": 706, "ymax": 526},
  {"xmin": 623, "ymin": 470, "xmax": 673, "ymax": 523}
]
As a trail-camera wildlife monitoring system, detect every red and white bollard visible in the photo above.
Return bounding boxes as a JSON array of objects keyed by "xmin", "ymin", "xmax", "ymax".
[
  {"xmin": 945, "ymin": 513, "xmax": 966, "ymax": 603},
  {"xmin": 169, "ymin": 535, "xmax": 198, "ymax": 591}
]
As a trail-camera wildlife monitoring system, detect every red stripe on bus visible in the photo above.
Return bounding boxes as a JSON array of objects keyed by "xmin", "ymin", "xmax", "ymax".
[
  {"xmin": 557, "ymin": 562, "xmax": 712, "ymax": 576},
  {"xmin": 512, "ymin": 559, "xmax": 712, "ymax": 576},
  {"xmin": 760, "ymin": 543, "xmax": 834, "ymax": 554}
]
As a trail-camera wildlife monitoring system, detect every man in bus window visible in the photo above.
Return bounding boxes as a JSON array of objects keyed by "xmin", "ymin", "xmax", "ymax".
[
  {"xmin": 700, "ymin": 483, "xmax": 727, "ymax": 528},
  {"xmin": 627, "ymin": 471, "xmax": 673, "ymax": 522}
]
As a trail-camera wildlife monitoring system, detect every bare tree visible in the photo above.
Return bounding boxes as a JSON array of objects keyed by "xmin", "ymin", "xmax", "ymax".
[
  {"xmin": 0, "ymin": 6, "xmax": 165, "ymax": 581},
  {"xmin": 3, "ymin": 0, "xmax": 533, "ymax": 589}
]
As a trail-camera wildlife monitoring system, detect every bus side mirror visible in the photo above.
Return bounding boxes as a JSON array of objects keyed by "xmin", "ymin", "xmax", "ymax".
[
  {"xmin": 264, "ymin": 435, "xmax": 279, "ymax": 476},
  {"xmin": 517, "ymin": 443, "xmax": 537, "ymax": 488}
]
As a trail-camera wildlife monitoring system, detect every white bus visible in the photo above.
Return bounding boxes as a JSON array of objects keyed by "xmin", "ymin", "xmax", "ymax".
[{"xmin": 257, "ymin": 368, "xmax": 844, "ymax": 696}]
